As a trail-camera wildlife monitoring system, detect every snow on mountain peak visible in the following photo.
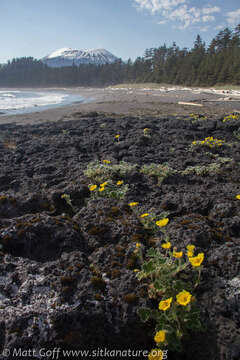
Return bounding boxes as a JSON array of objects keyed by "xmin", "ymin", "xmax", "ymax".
[
  {"xmin": 42, "ymin": 48, "xmax": 119, "ymax": 67},
  {"xmin": 47, "ymin": 48, "xmax": 73, "ymax": 58}
]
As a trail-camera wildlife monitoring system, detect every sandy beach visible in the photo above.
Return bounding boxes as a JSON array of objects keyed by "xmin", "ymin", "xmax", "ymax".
[{"xmin": 1, "ymin": 85, "xmax": 240, "ymax": 125}]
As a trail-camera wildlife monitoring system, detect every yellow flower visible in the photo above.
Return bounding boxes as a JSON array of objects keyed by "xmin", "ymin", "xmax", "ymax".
[
  {"xmin": 161, "ymin": 242, "xmax": 171, "ymax": 249},
  {"xmin": 117, "ymin": 180, "xmax": 123, "ymax": 185},
  {"xmin": 156, "ymin": 218, "xmax": 169, "ymax": 227},
  {"xmin": 148, "ymin": 349, "xmax": 163, "ymax": 360},
  {"xmin": 187, "ymin": 244, "xmax": 195, "ymax": 252},
  {"xmin": 136, "ymin": 242, "xmax": 141, "ymax": 248},
  {"xmin": 89, "ymin": 185, "xmax": 97, "ymax": 191},
  {"xmin": 187, "ymin": 244, "xmax": 195, "ymax": 258},
  {"xmin": 187, "ymin": 251, "xmax": 194, "ymax": 258},
  {"xmin": 128, "ymin": 202, "xmax": 139, "ymax": 207},
  {"xmin": 100, "ymin": 181, "xmax": 108, "ymax": 187},
  {"xmin": 133, "ymin": 269, "xmax": 140, "ymax": 272},
  {"xmin": 140, "ymin": 213, "xmax": 150, "ymax": 218},
  {"xmin": 99, "ymin": 187, "xmax": 105, "ymax": 192},
  {"xmin": 189, "ymin": 253, "xmax": 204, "ymax": 267},
  {"xmin": 154, "ymin": 330, "xmax": 166, "ymax": 343},
  {"xmin": 102, "ymin": 160, "xmax": 111, "ymax": 164},
  {"xmin": 144, "ymin": 128, "xmax": 149, "ymax": 132},
  {"xmin": 236, "ymin": 194, "xmax": 240, "ymax": 200},
  {"xmin": 176, "ymin": 290, "xmax": 192, "ymax": 306},
  {"xmin": 159, "ymin": 297, "xmax": 172, "ymax": 311},
  {"xmin": 173, "ymin": 251, "xmax": 183, "ymax": 258},
  {"xmin": 115, "ymin": 134, "xmax": 120, "ymax": 139}
]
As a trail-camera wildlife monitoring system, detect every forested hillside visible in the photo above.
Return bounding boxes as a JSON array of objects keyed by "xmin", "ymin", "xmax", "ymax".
[{"xmin": 1, "ymin": 24, "xmax": 240, "ymax": 87}]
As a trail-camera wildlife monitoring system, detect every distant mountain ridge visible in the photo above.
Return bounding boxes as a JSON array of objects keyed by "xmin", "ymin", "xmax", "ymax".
[{"xmin": 42, "ymin": 48, "xmax": 119, "ymax": 67}]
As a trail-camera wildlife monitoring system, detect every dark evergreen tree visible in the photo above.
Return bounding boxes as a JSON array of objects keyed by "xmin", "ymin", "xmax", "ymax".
[{"xmin": 1, "ymin": 24, "xmax": 240, "ymax": 87}]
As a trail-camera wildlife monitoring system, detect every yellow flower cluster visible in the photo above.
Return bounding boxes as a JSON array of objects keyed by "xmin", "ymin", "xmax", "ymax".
[
  {"xmin": 154, "ymin": 330, "xmax": 166, "ymax": 343},
  {"xmin": 187, "ymin": 244, "xmax": 195, "ymax": 258},
  {"xmin": 173, "ymin": 250, "xmax": 183, "ymax": 258},
  {"xmin": 89, "ymin": 182, "xmax": 108, "ymax": 192},
  {"xmin": 102, "ymin": 159, "xmax": 111, "ymax": 164},
  {"xmin": 192, "ymin": 136, "xmax": 224, "ymax": 147},
  {"xmin": 100, "ymin": 181, "xmax": 108, "ymax": 187},
  {"xmin": 156, "ymin": 218, "xmax": 169, "ymax": 227},
  {"xmin": 89, "ymin": 181, "xmax": 108, "ymax": 192},
  {"xmin": 161, "ymin": 241, "xmax": 171, "ymax": 249},
  {"xmin": 188, "ymin": 253, "xmax": 204, "ymax": 267},
  {"xmin": 89, "ymin": 180, "xmax": 125, "ymax": 193},
  {"xmin": 159, "ymin": 297, "xmax": 172, "ymax": 311},
  {"xmin": 138, "ymin": 213, "xmax": 170, "ymax": 228},
  {"xmin": 186, "ymin": 244, "xmax": 204, "ymax": 266},
  {"xmin": 128, "ymin": 202, "xmax": 139, "ymax": 207},
  {"xmin": 158, "ymin": 242, "xmax": 204, "ymax": 266},
  {"xmin": 117, "ymin": 180, "xmax": 124, "ymax": 185},
  {"xmin": 223, "ymin": 114, "xmax": 240, "ymax": 122},
  {"xmin": 236, "ymin": 194, "xmax": 240, "ymax": 200},
  {"xmin": 140, "ymin": 213, "xmax": 150, "ymax": 218},
  {"xmin": 176, "ymin": 290, "xmax": 192, "ymax": 306},
  {"xmin": 159, "ymin": 290, "xmax": 192, "ymax": 312}
]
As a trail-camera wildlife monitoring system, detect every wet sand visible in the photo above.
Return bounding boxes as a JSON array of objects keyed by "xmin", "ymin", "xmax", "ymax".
[{"xmin": 1, "ymin": 86, "xmax": 240, "ymax": 125}]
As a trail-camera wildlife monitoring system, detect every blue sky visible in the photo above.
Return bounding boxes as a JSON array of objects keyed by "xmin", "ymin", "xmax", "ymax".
[{"xmin": 1, "ymin": 0, "xmax": 240, "ymax": 63}]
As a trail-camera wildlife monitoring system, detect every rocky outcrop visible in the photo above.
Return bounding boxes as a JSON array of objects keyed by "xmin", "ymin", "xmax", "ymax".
[{"xmin": 0, "ymin": 112, "xmax": 239, "ymax": 359}]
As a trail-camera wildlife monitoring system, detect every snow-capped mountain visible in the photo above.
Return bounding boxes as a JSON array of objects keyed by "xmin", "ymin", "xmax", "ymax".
[{"xmin": 42, "ymin": 48, "xmax": 119, "ymax": 67}]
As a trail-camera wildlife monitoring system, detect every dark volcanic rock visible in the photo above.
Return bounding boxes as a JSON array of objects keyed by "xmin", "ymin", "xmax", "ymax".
[
  {"xmin": 0, "ymin": 113, "xmax": 240, "ymax": 359},
  {"xmin": 0, "ymin": 214, "xmax": 88, "ymax": 262}
]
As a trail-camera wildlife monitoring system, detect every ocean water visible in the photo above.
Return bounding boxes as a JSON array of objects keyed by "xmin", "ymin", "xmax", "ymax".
[{"xmin": 0, "ymin": 90, "xmax": 88, "ymax": 115}]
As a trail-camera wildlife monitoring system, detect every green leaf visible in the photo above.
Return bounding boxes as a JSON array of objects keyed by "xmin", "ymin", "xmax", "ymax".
[
  {"xmin": 179, "ymin": 273, "xmax": 190, "ymax": 280},
  {"xmin": 154, "ymin": 279, "xmax": 163, "ymax": 290},
  {"xmin": 173, "ymin": 280, "xmax": 185, "ymax": 291},
  {"xmin": 167, "ymin": 332, "xmax": 183, "ymax": 352},
  {"xmin": 155, "ymin": 312, "xmax": 167, "ymax": 325},
  {"xmin": 186, "ymin": 320, "xmax": 202, "ymax": 330},
  {"xmin": 143, "ymin": 260, "xmax": 154, "ymax": 274},
  {"xmin": 137, "ymin": 308, "xmax": 152, "ymax": 322},
  {"xmin": 146, "ymin": 247, "xmax": 157, "ymax": 257}
]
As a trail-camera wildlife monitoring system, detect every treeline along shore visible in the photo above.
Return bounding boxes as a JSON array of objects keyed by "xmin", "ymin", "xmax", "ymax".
[{"xmin": 1, "ymin": 24, "xmax": 240, "ymax": 87}]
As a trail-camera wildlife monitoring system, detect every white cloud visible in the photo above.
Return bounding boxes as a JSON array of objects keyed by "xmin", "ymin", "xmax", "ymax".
[
  {"xmin": 134, "ymin": 0, "xmax": 187, "ymax": 13},
  {"xmin": 157, "ymin": 20, "xmax": 167, "ymax": 24},
  {"xmin": 202, "ymin": 6, "xmax": 220, "ymax": 15},
  {"xmin": 133, "ymin": 0, "xmax": 221, "ymax": 28},
  {"xmin": 168, "ymin": 5, "xmax": 198, "ymax": 28},
  {"xmin": 226, "ymin": 8, "xmax": 240, "ymax": 26},
  {"xmin": 202, "ymin": 15, "xmax": 215, "ymax": 23}
]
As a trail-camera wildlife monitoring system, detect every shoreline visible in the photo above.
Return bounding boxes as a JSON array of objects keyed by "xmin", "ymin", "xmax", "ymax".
[{"xmin": 0, "ymin": 85, "xmax": 240, "ymax": 125}]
